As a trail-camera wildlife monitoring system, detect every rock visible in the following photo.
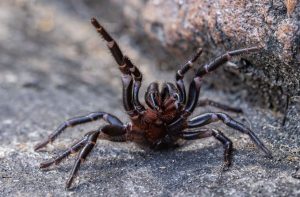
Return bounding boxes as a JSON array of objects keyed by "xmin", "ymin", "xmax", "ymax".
[
  {"xmin": 0, "ymin": 1, "xmax": 299, "ymax": 196},
  {"xmin": 113, "ymin": 0, "xmax": 300, "ymax": 111}
]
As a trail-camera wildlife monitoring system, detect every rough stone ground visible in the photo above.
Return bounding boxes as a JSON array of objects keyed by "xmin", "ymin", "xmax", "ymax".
[{"xmin": 0, "ymin": 1, "xmax": 299, "ymax": 196}]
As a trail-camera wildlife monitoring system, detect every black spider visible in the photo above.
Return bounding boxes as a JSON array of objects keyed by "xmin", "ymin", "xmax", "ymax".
[{"xmin": 34, "ymin": 17, "xmax": 272, "ymax": 189}]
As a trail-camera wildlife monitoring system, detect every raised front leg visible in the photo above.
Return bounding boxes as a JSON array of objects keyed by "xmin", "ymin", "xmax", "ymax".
[
  {"xmin": 188, "ymin": 112, "xmax": 272, "ymax": 158},
  {"xmin": 183, "ymin": 47, "xmax": 259, "ymax": 116},
  {"xmin": 34, "ymin": 112, "xmax": 123, "ymax": 150},
  {"xmin": 91, "ymin": 18, "xmax": 145, "ymax": 114},
  {"xmin": 196, "ymin": 47, "xmax": 259, "ymax": 77},
  {"xmin": 176, "ymin": 48, "xmax": 202, "ymax": 104}
]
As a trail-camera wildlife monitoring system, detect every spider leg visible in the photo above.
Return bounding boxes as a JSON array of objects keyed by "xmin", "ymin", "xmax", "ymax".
[
  {"xmin": 196, "ymin": 47, "xmax": 259, "ymax": 76},
  {"xmin": 91, "ymin": 18, "xmax": 122, "ymax": 65},
  {"xmin": 197, "ymin": 99, "xmax": 243, "ymax": 113},
  {"xmin": 187, "ymin": 112, "xmax": 272, "ymax": 157},
  {"xmin": 123, "ymin": 57, "xmax": 145, "ymax": 113},
  {"xmin": 65, "ymin": 125, "xmax": 126, "ymax": 189},
  {"xmin": 176, "ymin": 48, "xmax": 202, "ymax": 104},
  {"xmin": 179, "ymin": 128, "xmax": 233, "ymax": 167},
  {"xmin": 121, "ymin": 74, "xmax": 138, "ymax": 117},
  {"xmin": 34, "ymin": 112, "xmax": 122, "ymax": 151},
  {"xmin": 91, "ymin": 18, "xmax": 145, "ymax": 114},
  {"xmin": 40, "ymin": 124, "xmax": 126, "ymax": 189},
  {"xmin": 39, "ymin": 133, "xmax": 90, "ymax": 168},
  {"xmin": 65, "ymin": 130, "xmax": 100, "ymax": 189},
  {"xmin": 167, "ymin": 47, "xmax": 259, "ymax": 134},
  {"xmin": 183, "ymin": 47, "xmax": 259, "ymax": 116}
]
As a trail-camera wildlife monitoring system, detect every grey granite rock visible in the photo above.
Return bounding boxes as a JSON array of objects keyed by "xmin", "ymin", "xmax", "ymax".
[{"xmin": 0, "ymin": 1, "xmax": 299, "ymax": 196}]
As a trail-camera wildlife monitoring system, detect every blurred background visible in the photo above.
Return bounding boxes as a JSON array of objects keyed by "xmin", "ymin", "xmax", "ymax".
[{"xmin": 0, "ymin": 0, "xmax": 299, "ymax": 196}]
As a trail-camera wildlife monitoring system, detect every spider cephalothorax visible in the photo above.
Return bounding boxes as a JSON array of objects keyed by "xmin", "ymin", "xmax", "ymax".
[{"xmin": 34, "ymin": 17, "xmax": 272, "ymax": 189}]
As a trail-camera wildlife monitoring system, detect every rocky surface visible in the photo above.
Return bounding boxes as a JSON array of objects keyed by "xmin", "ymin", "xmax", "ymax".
[
  {"xmin": 115, "ymin": 0, "xmax": 300, "ymax": 110},
  {"xmin": 0, "ymin": 1, "xmax": 299, "ymax": 196}
]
